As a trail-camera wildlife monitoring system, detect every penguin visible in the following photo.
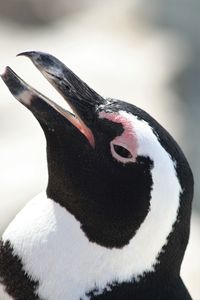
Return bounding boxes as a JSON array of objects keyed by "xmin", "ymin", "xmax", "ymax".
[{"xmin": 0, "ymin": 51, "xmax": 193, "ymax": 300}]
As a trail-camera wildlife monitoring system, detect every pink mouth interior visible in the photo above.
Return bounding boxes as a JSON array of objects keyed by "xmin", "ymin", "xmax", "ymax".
[{"xmin": 64, "ymin": 112, "xmax": 95, "ymax": 148}]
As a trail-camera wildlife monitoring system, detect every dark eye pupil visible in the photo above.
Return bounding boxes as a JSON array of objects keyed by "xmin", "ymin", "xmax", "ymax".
[{"xmin": 113, "ymin": 145, "xmax": 132, "ymax": 158}]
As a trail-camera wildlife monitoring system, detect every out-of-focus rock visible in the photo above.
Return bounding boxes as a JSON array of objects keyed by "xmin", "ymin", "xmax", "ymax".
[{"xmin": 0, "ymin": 0, "xmax": 92, "ymax": 26}]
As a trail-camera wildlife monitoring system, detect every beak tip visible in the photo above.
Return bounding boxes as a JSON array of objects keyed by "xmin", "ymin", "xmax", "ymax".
[
  {"xmin": 17, "ymin": 51, "xmax": 42, "ymax": 62},
  {"xmin": 17, "ymin": 51, "xmax": 34, "ymax": 58},
  {"xmin": 17, "ymin": 51, "xmax": 54, "ymax": 72},
  {"xmin": 0, "ymin": 66, "xmax": 28, "ymax": 101},
  {"xmin": 1, "ymin": 66, "xmax": 11, "ymax": 82}
]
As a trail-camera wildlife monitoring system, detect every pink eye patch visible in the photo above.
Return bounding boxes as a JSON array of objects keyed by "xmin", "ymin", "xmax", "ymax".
[{"xmin": 99, "ymin": 111, "xmax": 138, "ymax": 163}]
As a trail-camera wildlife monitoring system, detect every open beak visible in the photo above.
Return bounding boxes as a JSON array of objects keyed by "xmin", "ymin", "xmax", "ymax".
[{"xmin": 1, "ymin": 51, "xmax": 105, "ymax": 148}]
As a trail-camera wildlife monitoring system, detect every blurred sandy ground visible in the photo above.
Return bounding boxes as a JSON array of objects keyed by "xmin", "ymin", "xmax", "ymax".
[{"xmin": 0, "ymin": 0, "xmax": 199, "ymax": 298}]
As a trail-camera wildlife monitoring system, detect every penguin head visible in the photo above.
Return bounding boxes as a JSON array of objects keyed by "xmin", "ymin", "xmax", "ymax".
[{"xmin": 1, "ymin": 52, "xmax": 193, "ymax": 275}]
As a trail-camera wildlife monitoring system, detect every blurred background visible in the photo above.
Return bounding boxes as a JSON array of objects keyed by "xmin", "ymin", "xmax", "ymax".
[{"xmin": 0, "ymin": 0, "xmax": 199, "ymax": 298}]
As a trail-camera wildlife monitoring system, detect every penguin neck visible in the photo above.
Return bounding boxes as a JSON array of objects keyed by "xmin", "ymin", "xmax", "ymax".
[
  {"xmin": 42, "ymin": 194, "xmax": 184, "ymax": 297},
  {"xmin": 1, "ymin": 193, "xmax": 191, "ymax": 300},
  {"xmin": 46, "ymin": 156, "xmax": 186, "ymax": 281},
  {"xmin": 46, "ymin": 166, "xmax": 185, "ymax": 281}
]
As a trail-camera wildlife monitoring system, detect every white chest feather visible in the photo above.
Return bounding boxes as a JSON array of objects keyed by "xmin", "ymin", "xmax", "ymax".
[{"xmin": 2, "ymin": 115, "xmax": 182, "ymax": 300}]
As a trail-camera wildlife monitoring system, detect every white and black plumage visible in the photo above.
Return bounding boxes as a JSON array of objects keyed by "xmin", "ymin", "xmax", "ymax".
[{"xmin": 0, "ymin": 52, "xmax": 193, "ymax": 300}]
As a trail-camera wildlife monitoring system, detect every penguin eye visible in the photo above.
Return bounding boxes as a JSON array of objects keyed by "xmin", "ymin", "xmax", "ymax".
[{"xmin": 113, "ymin": 144, "xmax": 133, "ymax": 159}]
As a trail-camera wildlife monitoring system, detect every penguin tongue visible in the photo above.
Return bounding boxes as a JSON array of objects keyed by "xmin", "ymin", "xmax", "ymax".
[{"xmin": 1, "ymin": 66, "xmax": 94, "ymax": 147}]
